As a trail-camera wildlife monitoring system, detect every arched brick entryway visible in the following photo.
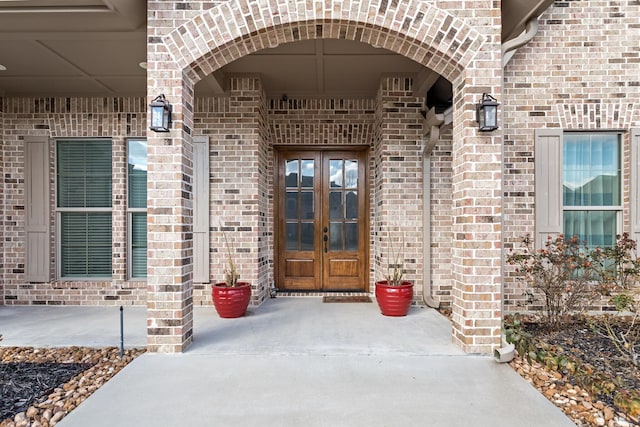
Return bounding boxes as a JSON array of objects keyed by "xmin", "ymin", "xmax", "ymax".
[
  {"xmin": 163, "ymin": 1, "xmax": 484, "ymax": 83},
  {"xmin": 145, "ymin": 0, "xmax": 503, "ymax": 354}
]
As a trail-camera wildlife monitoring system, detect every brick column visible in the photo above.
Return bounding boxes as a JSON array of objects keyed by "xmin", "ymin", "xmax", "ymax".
[
  {"xmin": 374, "ymin": 76, "xmax": 424, "ymax": 296},
  {"xmin": 206, "ymin": 77, "xmax": 266, "ymax": 304},
  {"xmin": 146, "ymin": 0, "xmax": 196, "ymax": 350},
  {"xmin": 146, "ymin": 80, "xmax": 195, "ymax": 352},
  {"xmin": 0, "ymin": 100, "xmax": 4, "ymax": 305},
  {"xmin": 449, "ymin": 7, "xmax": 503, "ymax": 354}
]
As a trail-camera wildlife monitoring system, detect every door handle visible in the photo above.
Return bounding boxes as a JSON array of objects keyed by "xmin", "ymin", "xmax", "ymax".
[{"xmin": 323, "ymin": 235, "xmax": 328, "ymax": 242}]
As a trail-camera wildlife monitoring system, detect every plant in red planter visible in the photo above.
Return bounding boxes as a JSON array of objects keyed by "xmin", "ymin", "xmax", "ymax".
[
  {"xmin": 211, "ymin": 229, "xmax": 251, "ymax": 318},
  {"xmin": 375, "ymin": 234, "xmax": 413, "ymax": 316}
]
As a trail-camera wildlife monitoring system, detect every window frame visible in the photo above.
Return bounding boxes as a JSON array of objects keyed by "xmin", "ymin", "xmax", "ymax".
[
  {"xmin": 126, "ymin": 138, "xmax": 148, "ymax": 280},
  {"xmin": 55, "ymin": 138, "xmax": 113, "ymax": 281},
  {"xmin": 561, "ymin": 131, "xmax": 623, "ymax": 248}
]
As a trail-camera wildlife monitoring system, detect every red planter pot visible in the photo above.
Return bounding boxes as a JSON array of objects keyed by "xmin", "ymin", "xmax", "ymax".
[
  {"xmin": 211, "ymin": 281, "xmax": 252, "ymax": 318},
  {"xmin": 375, "ymin": 280, "xmax": 414, "ymax": 316}
]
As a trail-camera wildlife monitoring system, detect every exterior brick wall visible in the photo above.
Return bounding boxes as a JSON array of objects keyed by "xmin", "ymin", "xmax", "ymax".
[
  {"xmin": 430, "ymin": 123, "xmax": 454, "ymax": 305},
  {"xmin": 0, "ymin": 98, "xmax": 4, "ymax": 303},
  {"xmin": 503, "ymin": 1, "xmax": 640, "ymax": 312},
  {"xmin": 268, "ymin": 98, "xmax": 375, "ymax": 147},
  {"xmin": 0, "ymin": 97, "xmax": 147, "ymax": 306},
  {"xmin": 373, "ymin": 77, "xmax": 425, "ymax": 298},
  {"xmin": 447, "ymin": 6, "xmax": 502, "ymax": 353},
  {"xmin": 1, "ymin": 0, "xmax": 637, "ymax": 354},
  {"xmin": 257, "ymin": 87, "xmax": 272, "ymax": 302},
  {"xmin": 193, "ymin": 77, "xmax": 270, "ymax": 306},
  {"xmin": 1, "ymin": 0, "xmax": 506, "ymax": 353}
]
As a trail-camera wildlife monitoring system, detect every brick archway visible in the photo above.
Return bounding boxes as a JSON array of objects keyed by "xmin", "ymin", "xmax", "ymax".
[
  {"xmin": 146, "ymin": 0, "xmax": 503, "ymax": 355},
  {"xmin": 163, "ymin": 0, "xmax": 485, "ymax": 86}
]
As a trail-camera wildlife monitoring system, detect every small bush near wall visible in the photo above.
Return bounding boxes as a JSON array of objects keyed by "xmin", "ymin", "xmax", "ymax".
[
  {"xmin": 508, "ymin": 232, "xmax": 640, "ymax": 369},
  {"xmin": 507, "ymin": 234, "xmax": 597, "ymax": 329}
]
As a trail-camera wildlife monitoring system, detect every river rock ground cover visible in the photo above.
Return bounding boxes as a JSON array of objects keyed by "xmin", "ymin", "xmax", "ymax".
[
  {"xmin": 0, "ymin": 347, "xmax": 144, "ymax": 427},
  {"xmin": 509, "ymin": 317, "xmax": 639, "ymax": 427}
]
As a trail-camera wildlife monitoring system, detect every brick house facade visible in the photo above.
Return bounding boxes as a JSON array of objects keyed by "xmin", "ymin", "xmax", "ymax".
[{"xmin": 1, "ymin": 1, "xmax": 639, "ymax": 354}]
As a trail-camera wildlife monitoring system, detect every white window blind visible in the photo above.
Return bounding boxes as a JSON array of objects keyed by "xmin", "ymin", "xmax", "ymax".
[{"xmin": 57, "ymin": 140, "xmax": 112, "ymax": 278}]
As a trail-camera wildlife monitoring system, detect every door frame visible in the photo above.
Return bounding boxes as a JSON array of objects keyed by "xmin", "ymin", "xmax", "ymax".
[{"xmin": 274, "ymin": 145, "xmax": 371, "ymax": 292}]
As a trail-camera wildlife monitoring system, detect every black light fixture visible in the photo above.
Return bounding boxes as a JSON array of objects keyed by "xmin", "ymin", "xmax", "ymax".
[
  {"xmin": 476, "ymin": 93, "xmax": 499, "ymax": 132},
  {"xmin": 149, "ymin": 94, "xmax": 172, "ymax": 132}
]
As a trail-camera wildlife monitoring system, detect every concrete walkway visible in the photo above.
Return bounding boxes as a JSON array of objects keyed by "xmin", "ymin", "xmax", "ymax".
[{"xmin": 0, "ymin": 298, "xmax": 574, "ymax": 427}]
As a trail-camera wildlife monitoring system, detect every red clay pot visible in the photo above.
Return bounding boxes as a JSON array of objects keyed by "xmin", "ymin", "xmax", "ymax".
[
  {"xmin": 211, "ymin": 281, "xmax": 252, "ymax": 318},
  {"xmin": 375, "ymin": 280, "xmax": 414, "ymax": 316}
]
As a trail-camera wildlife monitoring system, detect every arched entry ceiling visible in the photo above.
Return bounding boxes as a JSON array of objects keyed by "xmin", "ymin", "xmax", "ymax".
[
  {"xmin": 194, "ymin": 39, "xmax": 436, "ymax": 100},
  {"xmin": 0, "ymin": 0, "xmax": 554, "ymax": 98}
]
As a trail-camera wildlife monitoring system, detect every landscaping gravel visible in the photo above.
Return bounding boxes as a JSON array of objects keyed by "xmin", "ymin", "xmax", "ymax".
[
  {"xmin": 0, "ymin": 347, "xmax": 144, "ymax": 427},
  {"xmin": 510, "ymin": 317, "xmax": 640, "ymax": 427}
]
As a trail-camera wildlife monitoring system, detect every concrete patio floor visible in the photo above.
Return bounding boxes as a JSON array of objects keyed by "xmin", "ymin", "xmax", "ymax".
[{"xmin": 0, "ymin": 298, "xmax": 574, "ymax": 427}]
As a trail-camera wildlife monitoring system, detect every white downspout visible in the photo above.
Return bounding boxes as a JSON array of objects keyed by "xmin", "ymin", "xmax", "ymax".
[
  {"xmin": 494, "ymin": 17, "xmax": 540, "ymax": 363},
  {"xmin": 421, "ymin": 108, "xmax": 445, "ymax": 309}
]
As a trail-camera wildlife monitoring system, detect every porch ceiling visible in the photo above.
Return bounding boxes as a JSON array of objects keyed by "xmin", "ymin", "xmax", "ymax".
[{"xmin": 0, "ymin": 0, "xmax": 554, "ymax": 99}]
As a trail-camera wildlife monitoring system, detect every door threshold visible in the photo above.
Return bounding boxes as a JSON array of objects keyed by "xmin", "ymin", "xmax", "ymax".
[{"xmin": 274, "ymin": 290, "xmax": 370, "ymax": 297}]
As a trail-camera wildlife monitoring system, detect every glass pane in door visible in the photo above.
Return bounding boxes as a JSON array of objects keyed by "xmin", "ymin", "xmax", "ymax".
[
  {"xmin": 327, "ymin": 159, "xmax": 359, "ymax": 252},
  {"xmin": 345, "ymin": 222, "xmax": 358, "ymax": 251},
  {"xmin": 301, "ymin": 160, "xmax": 314, "ymax": 187},
  {"xmin": 329, "ymin": 191, "xmax": 342, "ymax": 220},
  {"xmin": 345, "ymin": 191, "xmax": 358, "ymax": 219},
  {"xmin": 285, "ymin": 160, "xmax": 299, "ymax": 187},
  {"xmin": 330, "ymin": 222, "xmax": 342, "ymax": 251},
  {"xmin": 285, "ymin": 159, "xmax": 314, "ymax": 251},
  {"xmin": 329, "ymin": 160, "xmax": 342, "ymax": 187},
  {"xmin": 345, "ymin": 160, "xmax": 358, "ymax": 188}
]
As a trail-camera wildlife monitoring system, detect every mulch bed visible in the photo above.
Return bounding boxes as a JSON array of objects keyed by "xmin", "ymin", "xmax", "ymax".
[
  {"xmin": 526, "ymin": 318, "xmax": 639, "ymax": 402},
  {"xmin": 0, "ymin": 347, "xmax": 144, "ymax": 426},
  {"xmin": 521, "ymin": 317, "xmax": 640, "ymax": 424},
  {"xmin": 0, "ymin": 362, "xmax": 91, "ymax": 420}
]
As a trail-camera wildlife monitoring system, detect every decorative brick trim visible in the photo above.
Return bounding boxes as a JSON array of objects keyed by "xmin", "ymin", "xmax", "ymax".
[
  {"xmin": 556, "ymin": 102, "xmax": 638, "ymax": 130},
  {"xmin": 162, "ymin": 0, "xmax": 485, "ymax": 84},
  {"xmin": 269, "ymin": 98, "xmax": 375, "ymax": 146}
]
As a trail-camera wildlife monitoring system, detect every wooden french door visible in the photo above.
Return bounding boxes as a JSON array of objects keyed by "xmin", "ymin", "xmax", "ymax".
[{"xmin": 276, "ymin": 148, "xmax": 369, "ymax": 291}]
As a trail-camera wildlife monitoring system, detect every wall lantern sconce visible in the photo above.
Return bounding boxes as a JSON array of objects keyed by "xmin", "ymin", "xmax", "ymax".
[
  {"xmin": 149, "ymin": 94, "xmax": 172, "ymax": 132},
  {"xmin": 476, "ymin": 93, "xmax": 499, "ymax": 132}
]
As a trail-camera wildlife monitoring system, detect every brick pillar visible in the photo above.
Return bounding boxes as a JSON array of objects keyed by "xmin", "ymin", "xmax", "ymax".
[
  {"xmin": 256, "ymin": 85, "xmax": 273, "ymax": 303},
  {"xmin": 449, "ymin": 8, "xmax": 503, "ymax": 354},
  {"xmin": 374, "ymin": 76, "xmax": 424, "ymax": 296},
  {"xmin": 146, "ymin": 1, "xmax": 196, "ymax": 349},
  {"xmin": 0, "ymin": 100, "xmax": 3, "ymax": 305},
  {"xmin": 208, "ymin": 77, "xmax": 267, "ymax": 303},
  {"xmin": 146, "ymin": 80, "xmax": 195, "ymax": 352}
]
